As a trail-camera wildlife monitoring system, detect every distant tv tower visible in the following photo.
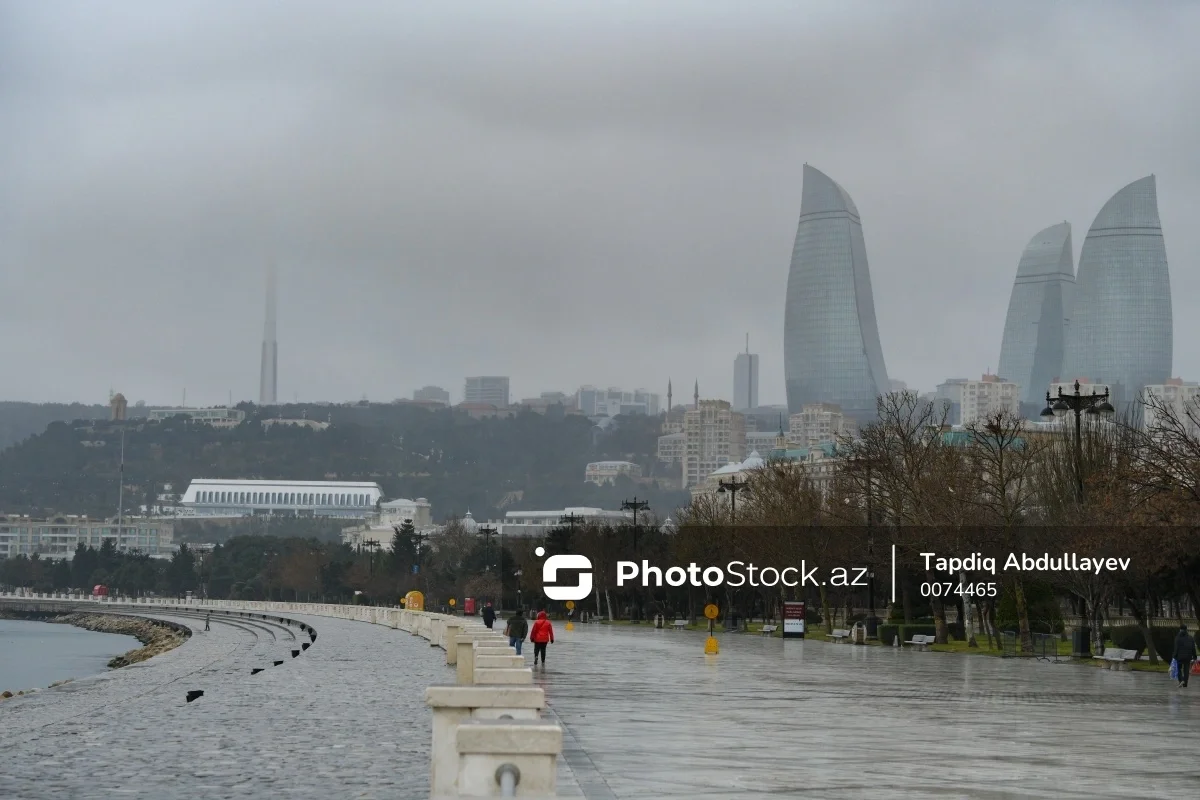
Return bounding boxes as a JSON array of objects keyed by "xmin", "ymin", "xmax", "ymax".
[{"xmin": 259, "ymin": 263, "xmax": 278, "ymax": 406}]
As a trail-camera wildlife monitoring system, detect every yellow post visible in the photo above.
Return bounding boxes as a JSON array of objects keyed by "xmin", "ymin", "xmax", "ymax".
[
  {"xmin": 704, "ymin": 603, "xmax": 720, "ymax": 654},
  {"xmin": 565, "ymin": 600, "xmax": 575, "ymax": 631}
]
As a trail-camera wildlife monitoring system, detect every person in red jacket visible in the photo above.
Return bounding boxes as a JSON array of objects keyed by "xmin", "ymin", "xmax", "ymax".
[{"xmin": 529, "ymin": 610, "xmax": 555, "ymax": 666}]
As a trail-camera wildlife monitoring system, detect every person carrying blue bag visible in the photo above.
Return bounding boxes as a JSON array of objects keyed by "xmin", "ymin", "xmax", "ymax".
[{"xmin": 1172, "ymin": 625, "xmax": 1196, "ymax": 688}]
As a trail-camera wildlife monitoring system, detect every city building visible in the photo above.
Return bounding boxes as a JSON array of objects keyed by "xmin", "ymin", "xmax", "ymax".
[
  {"xmin": 584, "ymin": 460, "xmax": 644, "ymax": 485},
  {"xmin": 888, "ymin": 379, "xmax": 909, "ymax": 394},
  {"xmin": 997, "ymin": 222, "xmax": 1075, "ymax": 408},
  {"xmin": 788, "ymin": 403, "xmax": 849, "ymax": 447},
  {"xmin": 1142, "ymin": 379, "xmax": 1200, "ymax": 433},
  {"xmin": 656, "ymin": 431, "xmax": 685, "ymax": 463},
  {"xmin": 455, "ymin": 402, "xmax": 514, "ymax": 420},
  {"xmin": 692, "ymin": 443, "xmax": 843, "ymax": 500},
  {"xmin": 784, "ymin": 164, "xmax": 890, "ymax": 422},
  {"xmin": 1063, "ymin": 176, "xmax": 1172, "ymax": 412},
  {"xmin": 464, "ymin": 376, "xmax": 510, "ymax": 408},
  {"xmin": 479, "ymin": 507, "xmax": 633, "ymax": 538},
  {"xmin": 340, "ymin": 497, "xmax": 435, "ymax": 551},
  {"xmin": 739, "ymin": 405, "xmax": 791, "ymax": 434},
  {"xmin": 413, "ymin": 386, "xmax": 450, "ymax": 406},
  {"xmin": 935, "ymin": 375, "xmax": 1021, "ymax": 426},
  {"xmin": 745, "ymin": 430, "xmax": 781, "ymax": 453},
  {"xmin": 148, "ymin": 407, "xmax": 246, "ymax": 427},
  {"xmin": 260, "ymin": 263, "xmax": 278, "ymax": 406},
  {"xmin": 682, "ymin": 400, "xmax": 746, "ymax": 489},
  {"xmin": 180, "ymin": 479, "xmax": 382, "ymax": 518},
  {"xmin": 733, "ymin": 339, "xmax": 759, "ymax": 411},
  {"xmin": 0, "ymin": 515, "xmax": 175, "ymax": 559},
  {"xmin": 574, "ymin": 386, "xmax": 660, "ymax": 417},
  {"xmin": 262, "ymin": 417, "xmax": 329, "ymax": 431}
]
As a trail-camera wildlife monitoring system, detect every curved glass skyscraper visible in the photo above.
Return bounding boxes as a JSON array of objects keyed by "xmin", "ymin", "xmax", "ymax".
[
  {"xmin": 784, "ymin": 165, "xmax": 889, "ymax": 421},
  {"xmin": 1063, "ymin": 175, "xmax": 1172, "ymax": 409},
  {"xmin": 997, "ymin": 222, "xmax": 1075, "ymax": 406}
]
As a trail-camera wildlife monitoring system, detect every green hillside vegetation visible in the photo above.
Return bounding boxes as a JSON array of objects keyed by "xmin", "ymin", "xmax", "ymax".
[
  {"xmin": 0, "ymin": 403, "xmax": 689, "ymax": 523},
  {"xmin": 0, "ymin": 401, "xmax": 148, "ymax": 450}
]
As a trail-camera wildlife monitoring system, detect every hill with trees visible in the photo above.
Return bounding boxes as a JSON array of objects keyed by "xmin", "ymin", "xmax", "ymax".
[{"xmin": 0, "ymin": 403, "xmax": 689, "ymax": 523}]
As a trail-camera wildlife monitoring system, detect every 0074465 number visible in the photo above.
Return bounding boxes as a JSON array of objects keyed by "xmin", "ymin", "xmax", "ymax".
[{"xmin": 920, "ymin": 582, "xmax": 997, "ymax": 598}]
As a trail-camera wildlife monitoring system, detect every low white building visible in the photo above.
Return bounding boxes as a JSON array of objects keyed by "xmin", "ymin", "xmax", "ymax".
[
  {"xmin": 1142, "ymin": 379, "xmax": 1200, "ymax": 432},
  {"xmin": 484, "ymin": 507, "xmax": 634, "ymax": 538},
  {"xmin": 262, "ymin": 417, "xmax": 330, "ymax": 431},
  {"xmin": 180, "ymin": 479, "xmax": 382, "ymax": 519},
  {"xmin": 0, "ymin": 515, "xmax": 175, "ymax": 559},
  {"xmin": 148, "ymin": 407, "xmax": 245, "ymax": 427},
  {"xmin": 341, "ymin": 497, "xmax": 436, "ymax": 551},
  {"xmin": 584, "ymin": 460, "xmax": 643, "ymax": 485}
]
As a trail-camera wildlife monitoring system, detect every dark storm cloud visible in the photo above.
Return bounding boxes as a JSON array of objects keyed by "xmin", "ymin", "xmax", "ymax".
[{"xmin": 2, "ymin": 1, "xmax": 1198, "ymax": 406}]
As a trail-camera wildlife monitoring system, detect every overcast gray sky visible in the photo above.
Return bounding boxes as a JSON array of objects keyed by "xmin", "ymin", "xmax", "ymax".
[{"xmin": 2, "ymin": 1, "xmax": 1197, "ymax": 408}]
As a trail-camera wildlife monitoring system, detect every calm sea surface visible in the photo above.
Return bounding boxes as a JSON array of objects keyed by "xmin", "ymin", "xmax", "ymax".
[{"xmin": 0, "ymin": 619, "xmax": 141, "ymax": 693}]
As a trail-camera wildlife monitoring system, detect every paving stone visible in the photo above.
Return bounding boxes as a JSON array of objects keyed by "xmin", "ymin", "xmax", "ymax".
[{"xmin": 536, "ymin": 624, "xmax": 1200, "ymax": 799}]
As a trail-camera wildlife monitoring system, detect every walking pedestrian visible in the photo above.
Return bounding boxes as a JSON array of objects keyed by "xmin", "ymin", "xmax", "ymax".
[
  {"xmin": 1173, "ymin": 624, "xmax": 1196, "ymax": 688},
  {"xmin": 530, "ymin": 610, "xmax": 555, "ymax": 666},
  {"xmin": 504, "ymin": 608, "xmax": 528, "ymax": 656},
  {"xmin": 482, "ymin": 602, "xmax": 496, "ymax": 630},
  {"xmin": 204, "ymin": 613, "xmax": 211, "ymax": 632}
]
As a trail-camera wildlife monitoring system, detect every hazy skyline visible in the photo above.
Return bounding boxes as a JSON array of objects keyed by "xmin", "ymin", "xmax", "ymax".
[{"xmin": 2, "ymin": 2, "xmax": 1198, "ymax": 407}]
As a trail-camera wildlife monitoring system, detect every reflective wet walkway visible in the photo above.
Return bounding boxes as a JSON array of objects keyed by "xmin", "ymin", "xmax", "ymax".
[{"xmin": 536, "ymin": 624, "xmax": 1200, "ymax": 799}]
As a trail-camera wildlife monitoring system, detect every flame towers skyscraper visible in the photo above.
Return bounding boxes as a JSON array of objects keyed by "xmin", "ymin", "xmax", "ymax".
[
  {"xmin": 1063, "ymin": 176, "xmax": 1172, "ymax": 410},
  {"xmin": 259, "ymin": 263, "xmax": 278, "ymax": 406},
  {"xmin": 784, "ymin": 165, "xmax": 889, "ymax": 421}
]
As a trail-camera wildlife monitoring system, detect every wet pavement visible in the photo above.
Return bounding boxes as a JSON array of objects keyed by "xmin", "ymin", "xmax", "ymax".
[
  {"xmin": 0, "ymin": 609, "xmax": 452, "ymax": 800},
  {"xmin": 536, "ymin": 624, "xmax": 1200, "ymax": 799}
]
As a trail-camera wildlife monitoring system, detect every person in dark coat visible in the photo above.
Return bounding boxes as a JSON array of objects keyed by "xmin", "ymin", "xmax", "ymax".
[
  {"xmin": 504, "ymin": 609, "xmax": 528, "ymax": 655},
  {"xmin": 1173, "ymin": 625, "xmax": 1197, "ymax": 688},
  {"xmin": 481, "ymin": 602, "xmax": 496, "ymax": 629}
]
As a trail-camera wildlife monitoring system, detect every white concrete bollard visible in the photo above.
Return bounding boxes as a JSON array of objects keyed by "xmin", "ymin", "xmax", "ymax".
[
  {"xmin": 473, "ymin": 668, "xmax": 533, "ymax": 686},
  {"xmin": 425, "ymin": 685, "xmax": 546, "ymax": 797},
  {"xmin": 444, "ymin": 624, "xmax": 462, "ymax": 665},
  {"xmin": 474, "ymin": 654, "xmax": 525, "ymax": 669},
  {"xmin": 454, "ymin": 719, "xmax": 561, "ymax": 798}
]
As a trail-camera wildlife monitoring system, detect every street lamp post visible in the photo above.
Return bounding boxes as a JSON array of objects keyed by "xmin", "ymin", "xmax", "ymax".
[
  {"xmin": 478, "ymin": 525, "xmax": 497, "ymax": 574},
  {"xmin": 621, "ymin": 498, "xmax": 650, "ymax": 622},
  {"xmin": 1040, "ymin": 379, "xmax": 1115, "ymax": 503},
  {"xmin": 717, "ymin": 477, "xmax": 749, "ymax": 631}
]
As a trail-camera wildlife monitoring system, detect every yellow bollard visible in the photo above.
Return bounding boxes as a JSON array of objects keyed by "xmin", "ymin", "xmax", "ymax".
[
  {"xmin": 704, "ymin": 636, "xmax": 719, "ymax": 654},
  {"xmin": 565, "ymin": 621, "xmax": 574, "ymax": 631}
]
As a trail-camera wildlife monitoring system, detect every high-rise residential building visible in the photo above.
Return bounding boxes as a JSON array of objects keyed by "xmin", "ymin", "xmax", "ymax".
[
  {"xmin": 1142, "ymin": 379, "xmax": 1200, "ymax": 433},
  {"xmin": 733, "ymin": 337, "xmax": 759, "ymax": 411},
  {"xmin": 413, "ymin": 386, "xmax": 450, "ymax": 406},
  {"xmin": 259, "ymin": 263, "xmax": 278, "ymax": 406},
  {"xmin": 997, "ymin": 222, "xmax": 1075, "ymax": 408},
  {"xmin": 788, "ymin": 403, "xmax": 849, "ymax": 448},
  {"xmin": 935, "ymin": 374, "xmax": 1021, "ymax": 426},
  {"xmin": 682, "ymin": 400, "xmax": 746, "ymax": 489},
  {"xmin": 464, "ymin": 376, "xmax": 510, "ymax": 408},
  {"xmin": 1063, "ymin": 176, "xmax": 1172, "ymax": 411},
  {"xmin": 784, "ymin": 165, "xmax": 889, "ymax": 422}
]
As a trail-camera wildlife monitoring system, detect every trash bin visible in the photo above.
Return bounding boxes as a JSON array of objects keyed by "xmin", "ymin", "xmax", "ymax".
[
  {"xmin": 852, "ymin": 622, "xmax": 867, "ymax": 645},
  {"xmin": 1071, "ymin": 626, "xmax": 1091, "ymax": 658}
]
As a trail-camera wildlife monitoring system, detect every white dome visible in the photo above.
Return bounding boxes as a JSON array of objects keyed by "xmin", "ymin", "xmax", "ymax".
[
  {"xmin": 461, "ymin": 510, "xmax": 479, "ymax": 533},
  {"xmin": 741, "ymin": 450, "xmax": 765, "ymax": 469}
]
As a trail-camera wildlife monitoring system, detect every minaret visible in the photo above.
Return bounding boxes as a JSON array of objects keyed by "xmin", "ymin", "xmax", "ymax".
[
  {"xmin": 259, "ymin": 263, "xmax": 278, "ymax": 405},
  {"xmin": 775, "ymin": 412, "xmax": 786, "ymax": 451},
  {"xmin": 667, "ymin": 379, "xmax": 672, "ymax": 416},
  {"xmin": 693, "ymin": 379, "xmax": 699, "ymax": 410}
]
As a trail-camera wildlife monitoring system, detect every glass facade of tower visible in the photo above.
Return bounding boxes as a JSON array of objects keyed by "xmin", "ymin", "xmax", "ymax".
[
  {"xmin": 784, "ymin": 165, "xmax": 889, "ymax": 422},
  {"xmin": 997, "ymin": 222, "xmax": 1075, "ymax": 407},
  {"xmin": 1063, "ymin": 176, "xmax": 1172, "ymax": 410}
]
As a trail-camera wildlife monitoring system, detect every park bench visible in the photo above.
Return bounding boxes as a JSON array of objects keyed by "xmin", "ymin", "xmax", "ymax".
[
  {"xmin": 905, "ymin": 634, "xmax": 936, "ymax": 651},
  {"xmin": 673, "ymin": 619, "xmax": 688, "ymax": 630},
  {"xmin": 1095, "ymin": 648, "xmax": 1138, "ymax": 671},
  {"xmin": 760, "ymin": 625, "xmax": 778, "ymax": 636},
  {"xmin": 830, "ymin": 628, "xmax": 851, "ymax": 642}
]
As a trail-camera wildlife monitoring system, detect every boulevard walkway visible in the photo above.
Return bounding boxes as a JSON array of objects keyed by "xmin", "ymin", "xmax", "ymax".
[
  {"xmin": 539, "ymin": 624, "xmax": 1200, "ymax": 799},
  {"xmin": 0, "ymin": 609, "xmax": 452, "ymax": 800}
]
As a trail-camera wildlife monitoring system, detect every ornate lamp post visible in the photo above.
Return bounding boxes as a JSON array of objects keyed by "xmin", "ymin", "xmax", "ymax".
[
  {"xmin": 621, "ymin": 498, "xmax": 650, "ymax": 622},
  {"xmin": 716, "ymin": 477, "xmax": 749, "ymax": 630},
  {"xmin": 1041, "ymin": 379, "xmax": 1115, "ymax": 503}
]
